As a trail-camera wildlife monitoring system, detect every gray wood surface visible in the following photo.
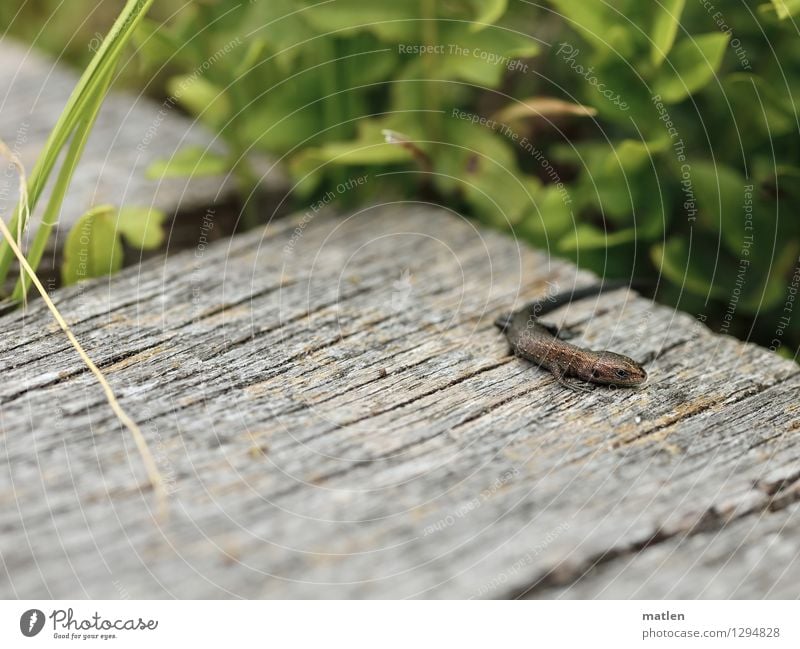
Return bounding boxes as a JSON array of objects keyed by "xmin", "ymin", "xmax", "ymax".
[{"xmin": 1, "ymin": 202, "xmax": 798, "ymax": 599}]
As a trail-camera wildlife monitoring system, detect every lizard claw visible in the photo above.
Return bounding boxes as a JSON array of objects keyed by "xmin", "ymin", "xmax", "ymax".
[{"xmin": 554, "ymin": 372, "xmax": 594, "ymax": 393}]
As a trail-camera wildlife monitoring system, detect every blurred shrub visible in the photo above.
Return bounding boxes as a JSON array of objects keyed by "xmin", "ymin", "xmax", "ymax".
[
  {"xmin": 0, "ymin": 0, "xmax": 182, "ymax": 73},
  {"xmin": 538, "ymin": 0, "xmax": 800, "ymax": 354},
  {"xmin": 6, "ymin": 0, "xmax": 800, "ymax": 352}
]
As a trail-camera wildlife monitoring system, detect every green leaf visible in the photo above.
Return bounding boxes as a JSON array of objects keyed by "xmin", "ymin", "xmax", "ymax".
[
  {"xmin": 295, "ymin": 139, "xmax": 412, "ymax": 166},
  {"xmin": 690, "ymin": 161, "xmax": 749, "ymax": 252},
  {"xmin": 436, "ymin": 115, "xmax": 517, "ymax": 202},
  {"xmin": 742, "ymin": 241, "xmax": 800, "ymax": 312},
  {"xmin": 291, "ymin": 119, "xmax": 415, "ymax": 168},
  {"xmin": 652, "ymin": 33, "xmax": 729, "ymax": 103},
  {"xmin": 61, "ymin": 205, "xmax": 123, "ymax": 285},
  {"xmin": 167, "ymin": 75, "xmax": 230, "ymax": 127},
  {"xmin": 519, "ymin": 184, "xmax": 574, "ymax": 246},
  {"xmin": 238, "ymin": 73, "xmax": 325, "ymax": 155},
  {"xmin": 302, "ymin": 0, "xmax": 514, "ymax": 41},
  {"xmin": 765, "ymin": 0, "xmax": 800, "ymax": 18},
  {"xmin": 462, "ymin": 165, "xmax": 538, "ymax": 227},
  {"xmin": 651, "ymin": 0, "xmax": 686, "ymax": 66},
  {"xmin": 650, "ymin": 232, "xmax": 792, "ymax": 312},
  {"xmin": 146, "ymin": 147, "xmax": 229, "ymax": 180},
  {"xmin": 559, "ymin": 224, "xmax": 638, "ymax": 251},
  {"xmin": 548, "ymin": 0, "xmax": 617, "ymax": 52},
  {"xmin": 300, "ymin": 2, "xmax": 421, "ymax": 41},
  {"xmin": 578, "ymin": 57, "xmax": 651, "ymax": 122},
  {"xmin": 234, "ymin": 38, "xmax": 269, "ymax": 77},
  {"xmin": 651, "ymin": 236, "xmax": 724, "ymax": 298},
  {"xmin": 469, "ymin": 0, "xmax": 508, "ymax": 30},
  {"xmin": 753, "ymin": 159, "xmax": 800, "ymax": 203},
  {"xmin": 561, "ymin": 140, "xmax": 669, "ymax": 238},
  {"xmin": 133, "ymin": 18, "xmax": 180, "ymax": 71},
  {"xmin": 608, "ymin": 138, "xmax": 670, "ymax": 173},
  {"xmin": 724, "ymin": 73, "xmax": 795, "ymax": 137},
  {"xmin": 289, "ymin": 118, "xmax": 415, "ymax": 195},
  {"xmin": 400, "ymin": 24, "xmax": 539, "ymax": 88},
  {"xmin": 116, "ymin": 207, "xmax": 167, "ymax": 250},
  {"xmin": 343, "ymin": 43, "xmax": 399, "ymax": 86},
  {"xmin": 693, "ymin": 162, "xmax": 780, "ymax": 253},
  {"xmin": 244, "ymin": 0, "xmax": 317, "ymax": 69}
]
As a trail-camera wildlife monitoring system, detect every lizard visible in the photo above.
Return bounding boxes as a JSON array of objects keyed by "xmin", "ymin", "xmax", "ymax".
[{"xmin": 495, "ymin": 282, "xmax": 648, "ymax": 390}]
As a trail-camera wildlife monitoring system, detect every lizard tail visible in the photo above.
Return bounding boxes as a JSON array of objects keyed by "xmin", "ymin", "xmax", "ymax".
[
  {"xmin": 494, "ymin": 312, "xmax": 514, "ymax": 331},
  {"xmin": 495, "ymin": 279, "xmax": 653, "ymax": 330}
]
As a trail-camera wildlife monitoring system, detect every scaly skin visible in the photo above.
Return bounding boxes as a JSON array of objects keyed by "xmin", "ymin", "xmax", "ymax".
[{"xmin": 495, "ymin": 283, "xmax": 648, "ymax": 389}]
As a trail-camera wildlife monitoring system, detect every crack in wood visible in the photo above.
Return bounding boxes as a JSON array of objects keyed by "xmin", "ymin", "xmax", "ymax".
[
  {"xmin": 611, "ymin": 370, "xmax": 800, "ymax": 448},
  {"xmin": 510, "ymin": 481, "xmax": 800, "ymax": 600}
]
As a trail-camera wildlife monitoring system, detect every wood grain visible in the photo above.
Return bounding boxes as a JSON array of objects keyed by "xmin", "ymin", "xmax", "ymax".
[{"xmin": 1, "ymin": 203, "xmax": 799, "ymax": 599}]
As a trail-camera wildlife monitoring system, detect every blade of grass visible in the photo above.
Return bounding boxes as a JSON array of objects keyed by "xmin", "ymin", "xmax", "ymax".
[
  {"xmin": 11, "ymin": 64, "xmax": 116, "ymax": 300},
  {"xmin": 0, "ymin": 138, "xmax": 168, "ymax": 519},
  {"xmin": 0, "ymin": 136, "xmax": 31, "ymax": 305},
  {"xmin": 0, "ymin": 0, "xmax": 155, "ymax": 284}
]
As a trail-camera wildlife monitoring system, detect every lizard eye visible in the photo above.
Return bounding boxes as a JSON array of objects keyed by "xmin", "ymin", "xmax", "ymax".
[{"xmin": 615, "ymin": 369, "xmax": 629, "ymax": 378}]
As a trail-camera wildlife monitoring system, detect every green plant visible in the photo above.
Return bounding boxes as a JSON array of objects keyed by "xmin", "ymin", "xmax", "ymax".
[
  {"xmin": 12, "ymin": 0, "xmax": 800, "ymax": 354},
  {"xmin": 0, "ymin": 0, "xmax": 184, "ymax": 75},
  {"xmin": 0, "ymin": 0, "xmax": 168, "ymax": 511},
  {"xmin": 135, "ymin": 1, "xmax": 543, "ymax": 217},
  {"xmin": 139, "ymin": 1, "xmax": 800, "ymax": 352},
  {"xmin": 537, "ymin": 0, "xmax": 800, "ymax": 352},
  {"xmin": 60, "ymin": 204, "xmax": 166, "ymax": 285},
  {"xmin": 0, "ymin": 0, "xmax": 164, "ymax": 300}
]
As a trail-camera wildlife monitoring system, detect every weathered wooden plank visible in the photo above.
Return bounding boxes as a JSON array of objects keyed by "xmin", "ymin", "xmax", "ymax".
[
  {"xmin": 534, "ymin": 501, "xmax": 800, "ymax": 599},
  {"xmin": 1, "ymin": 203, "xmax": 799, "ymax": 598}
]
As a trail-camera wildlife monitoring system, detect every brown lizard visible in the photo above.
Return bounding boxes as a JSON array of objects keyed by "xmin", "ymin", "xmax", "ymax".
[{"xmin": 495, "ymin": 282, "xmax": 648, "ymax": 390}]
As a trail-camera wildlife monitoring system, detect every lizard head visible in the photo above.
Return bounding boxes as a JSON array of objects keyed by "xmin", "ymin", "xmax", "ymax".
[{"xmin": 578, "ymin": 351, "xmax": 647, "ymax": 386}]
